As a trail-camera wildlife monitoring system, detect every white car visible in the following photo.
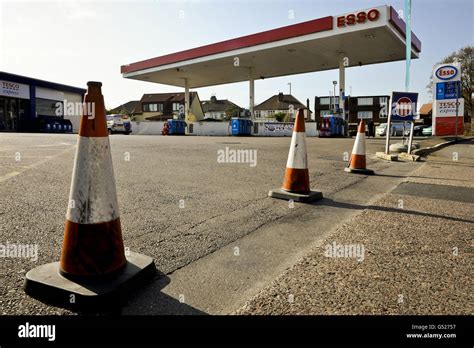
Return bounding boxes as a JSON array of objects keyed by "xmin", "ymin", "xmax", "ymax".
[
  {"xmin": 106, "ymin": 114, "xmax": 132, "ymax": 134},
  {"xmin": 376, "ymin": 123, "xmax": 405, "ymax": 136}
]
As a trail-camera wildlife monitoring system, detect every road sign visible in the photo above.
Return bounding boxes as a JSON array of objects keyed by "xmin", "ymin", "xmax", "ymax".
[{"xmin": 390, "ymin": 92, "xmax": 418, "ymax": 121}]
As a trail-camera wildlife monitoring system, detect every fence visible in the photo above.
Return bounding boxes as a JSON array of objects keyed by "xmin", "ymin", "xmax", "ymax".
[{"xmin": 130, "ymin": 121, "xmax": 318, "ymax": 137}]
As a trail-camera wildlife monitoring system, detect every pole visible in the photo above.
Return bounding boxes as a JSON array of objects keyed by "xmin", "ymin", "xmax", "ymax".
[
  {"xmin": 288, "ymin": 82, "xmax": 291, "ymax": 96},
  {"xmin": 385, "ymin": 110, "xmax": 392, "ymax": 154},
  {"xmin": 329, "ymin": 90, "xmax": 332, "ymax": 114},
  {"xmin": 333, "ymin": 84, "xmax": 337, "ymax": 114},
  {"xmin": 405, "ymin": 0, "xmax": 412, "ymax": 92},
  {"xmin": 184, "ymin": 78, "xmax": 189, "ymax": 121},
  {"xmin": 404, "ymin": 0, "xmax": 415, "ymax": 153},
  {"xmin": 339, "ymin": 56, "xmax": 345, "ymax": 118},
  {"xmin": 407, "ymin": 121, "xmax": 414, "ymax": 154},
  {"xmin": 249, "ymin": 68, "xmax": 255, "ymax": 122},
  {"xmin": 455, "ymin": 80, "xmax": 459, "ymax": 141}
]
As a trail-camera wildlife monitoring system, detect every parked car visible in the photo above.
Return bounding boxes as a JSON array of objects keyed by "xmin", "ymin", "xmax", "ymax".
[
  {"xmin": 422, "ymin": 126, "xmax": 432, "ymax": 136},
  {"xmin": 376, "ymin": 123, "xmax": 404, "ymax": 136},
  {"xmin": 107, "ymin": 114, "xmax": 131, "ymax": 134},
  {"xmin": 404, "ymin": 125, "xmax": 430, "ymax": 136}
]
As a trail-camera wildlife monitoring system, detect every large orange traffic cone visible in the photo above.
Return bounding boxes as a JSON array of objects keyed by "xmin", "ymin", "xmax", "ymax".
[
  {"xmin": 345, "ymin": 119, "xmax": 374, "ymax": 175},
  {"xmin": 25, "ymin": 82, "xmax": 155, "ymax": 312},
  {"xmin": 268, "ymin": 109, "xmax": 323, "ymax": 203}
]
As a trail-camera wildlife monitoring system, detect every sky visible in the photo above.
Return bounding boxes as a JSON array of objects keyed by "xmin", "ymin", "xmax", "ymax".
[{"xmin": 0, "ymin": 0, "xmax": 473, "ymax": 110}]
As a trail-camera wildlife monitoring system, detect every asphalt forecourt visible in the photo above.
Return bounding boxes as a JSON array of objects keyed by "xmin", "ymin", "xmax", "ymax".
[
  {"xmin": 236, "ymin": 140, "xmax": 474, "ymax": 316},
  {"xmin": 0, "ymin": 124, "xmax": 422, "ymax": 315}
]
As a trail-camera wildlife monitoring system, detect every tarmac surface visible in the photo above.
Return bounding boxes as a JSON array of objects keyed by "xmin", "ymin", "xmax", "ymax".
[
  {"xmin": 236, "ymin": 139, "xmax": 474, "ymax": 315},
  {"xmin": 0, "ymin": 133, "xmax": 470, "ymax": 315}
]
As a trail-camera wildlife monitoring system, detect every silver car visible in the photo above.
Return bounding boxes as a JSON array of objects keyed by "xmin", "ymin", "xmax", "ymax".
[{"xmin": 376, "ymin": 123, "xmax": 405, "ymax": 136}]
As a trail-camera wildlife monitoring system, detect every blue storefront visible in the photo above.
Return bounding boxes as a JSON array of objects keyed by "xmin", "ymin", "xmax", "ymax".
[{"xmin": 0, "ymin": 72, "xmax": 85, "ymax": 132}]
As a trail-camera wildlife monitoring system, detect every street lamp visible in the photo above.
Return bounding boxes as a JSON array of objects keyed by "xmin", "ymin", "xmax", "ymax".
[{"xmin": 332, "ymin": 81, "xmax": 338, "ymax": 114}]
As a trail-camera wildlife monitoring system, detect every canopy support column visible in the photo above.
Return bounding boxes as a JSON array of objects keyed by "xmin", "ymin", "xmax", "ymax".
[
  {"xmin": 184, "ymin": 78, "xmax": 189, "ymax": 120},
  {"xmin": 249, "ymin": 68, "xmax": 255, "ymax": 121},
  {"xmin": 339, "ymin": 55, "xmax": 346, "ymax": 119}
]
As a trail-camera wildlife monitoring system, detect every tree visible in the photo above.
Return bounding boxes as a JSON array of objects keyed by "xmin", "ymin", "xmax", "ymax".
[
  {"xmin": 427, "ymin": 46, "xmax": 473, "ymax": 119},
  {"xmin": 274, "ymin": 112, "xmax": 286, "ymax": 122},
  {"xmin": 224, "ymin": 106, "xmax": 240, "ymax": 121}
]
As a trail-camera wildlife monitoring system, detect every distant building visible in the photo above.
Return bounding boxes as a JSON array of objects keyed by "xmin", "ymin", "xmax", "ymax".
[
  {"xmin": 126, "ymin": 92, "xmax": 204, "ymax": 121},
  {"xmin": 314, "ymin": 95, "xmax": 390, "ymax": 129},
  {"xmin": 0, "ymin": 71, "xmax": 85, "ymax": 132},
  {"xmin": 418, "ymin": 103, "xmax": 432, "ymax": 125},
  {"xmin": 108, "ymin": 100, "xmax": 141, "ymax": 116},
  {"xmin": 254, "ymin": 93, "xmax": 311, "ymax": 121},
  {"xmin": 201, "ymin": 95, "xmax": 242, "ymax": 120}
]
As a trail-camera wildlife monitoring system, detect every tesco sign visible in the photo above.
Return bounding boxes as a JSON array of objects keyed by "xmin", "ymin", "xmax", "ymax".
[
  {"xmin": 337, "ymin": 9, "xmax": 380, "ymax": 27},
  {"xmin": 435, "ymin": 65, "xmax": 458, "ymax": 80}
]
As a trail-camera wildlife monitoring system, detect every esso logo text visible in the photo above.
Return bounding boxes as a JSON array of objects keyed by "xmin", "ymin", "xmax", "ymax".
[
  {"xmin": 337, "ymin": 9, "xmax": 380, "ymax": 27},
  {"xmin": 435, "ymin": 66, "xmax": 458, "ymax": 80}
]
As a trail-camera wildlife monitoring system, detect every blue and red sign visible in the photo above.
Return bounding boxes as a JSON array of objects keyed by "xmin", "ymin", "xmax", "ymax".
[
  {"xmin": 390, "ymin": 92, "xmax": 418, "ymax": 121},
  {"xmin": 435, "ymin": 65, "xmax": 458, "ymax": 81}
]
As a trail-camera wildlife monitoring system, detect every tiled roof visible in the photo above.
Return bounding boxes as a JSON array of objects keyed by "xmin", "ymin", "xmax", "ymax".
[
  {"xmin": 109, "ymin": 100, "xmax": 141, "ymax": 114},
  {"xmin": 255, "ymin": 94, "xmax": 308, "ymax": 111},
  {"xmin": 202, "ymin": 97, "xmax": 242, "ymax": 112}
]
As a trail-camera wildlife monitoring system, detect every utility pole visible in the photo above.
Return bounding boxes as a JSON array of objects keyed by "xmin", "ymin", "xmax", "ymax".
[{"xmin": 455, "ymin": 78, "xmax": 459, "ymax": 141}]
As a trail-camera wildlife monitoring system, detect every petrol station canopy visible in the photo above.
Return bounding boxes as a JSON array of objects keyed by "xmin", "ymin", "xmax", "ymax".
[{"xmin": 121, "ymin": 5, "xmax": 421, "ymax": 88}]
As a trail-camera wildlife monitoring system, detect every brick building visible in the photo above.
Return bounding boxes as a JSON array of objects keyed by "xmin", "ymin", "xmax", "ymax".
[{"xmin": 314, "ymin": 95, "xmax": 390, "ymax": 131}]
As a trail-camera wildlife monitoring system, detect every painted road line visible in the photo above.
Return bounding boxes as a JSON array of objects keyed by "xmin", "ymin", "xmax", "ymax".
[
  {"xmin": 0, "ymin": 171, "xmax": 22, "ymax": 183},
  {"xmin": 0, "ymin": 146, "xmax": 75, "ymax": 184}
]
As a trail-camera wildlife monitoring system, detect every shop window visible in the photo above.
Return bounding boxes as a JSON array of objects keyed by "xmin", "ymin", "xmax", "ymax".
[{"xmin": 36, "ymin": 98, "xmax": 60, "ymax": 117}]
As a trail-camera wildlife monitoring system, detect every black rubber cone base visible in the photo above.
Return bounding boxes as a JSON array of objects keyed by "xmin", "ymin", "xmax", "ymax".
[
  {"xmin": 24, "ymin": 251, "xmax": 155, "ymax": 313},
  {"xmin": 344, "ymin": 167, "xmax": 375, "ymax": 175},
  {"xmin": 268, "ymin": 188, "xmax": 323, "ymax": 203}
]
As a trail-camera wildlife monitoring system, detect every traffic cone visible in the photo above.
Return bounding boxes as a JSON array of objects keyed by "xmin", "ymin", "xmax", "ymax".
[
  {"xmin": 24, "ymin": 82, "xmax": 155, "ymax": 312},
  {"xmin": 268, "ymin": 109, "xmax": 323, "ymax": 203},
  {"xmin": 345, "ymin": 119, "xmax": 375, "ymax": 175}
]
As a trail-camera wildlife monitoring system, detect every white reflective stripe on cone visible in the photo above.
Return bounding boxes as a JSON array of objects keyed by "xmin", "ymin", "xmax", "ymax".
[
  {"xmin": 286, "ymin": 131, "xmax": 307, "ymax": 169},
  {"xmin": 66, "ymin": 136, "xmax": 120, "ymax": 224},
  {"xmin": 351, "ymin": 133, "xmax": 366, "ymax": 156}
]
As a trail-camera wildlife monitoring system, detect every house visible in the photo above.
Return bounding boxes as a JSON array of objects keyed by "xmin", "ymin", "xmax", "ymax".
[
  {"xmin": 108, "ymin": 100, "xmax": 141, "ymax": 116},
  {"xmin": 314, "ymin": 95, "xmax": 390, "ymax": 131},
  {"xmin": 254, "ymin": 93, "xmax": 311, "ymax": 121},
  {"xmin": 418, "ymin": 103, "xmax": 432, "ymax": 125},
  {"xmin": 201, "ymin": 95, "xmax": 242, "ymax": 120},
  {"xmin": 132, "ymin": 92, "xmax": 204, "ymax": 121}
]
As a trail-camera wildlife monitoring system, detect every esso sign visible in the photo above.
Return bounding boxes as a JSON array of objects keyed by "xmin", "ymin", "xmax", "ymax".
[
  {"xmin": 395, "ymin": 97, "xmax": 413, "ymax": 117},
  {"xmin": 435, "ymin": 65, "xmax": 458, "ymax": 80},
  {"xmin": 337, "ymin": 9, "xmax": 380, "ymax": 27}
]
